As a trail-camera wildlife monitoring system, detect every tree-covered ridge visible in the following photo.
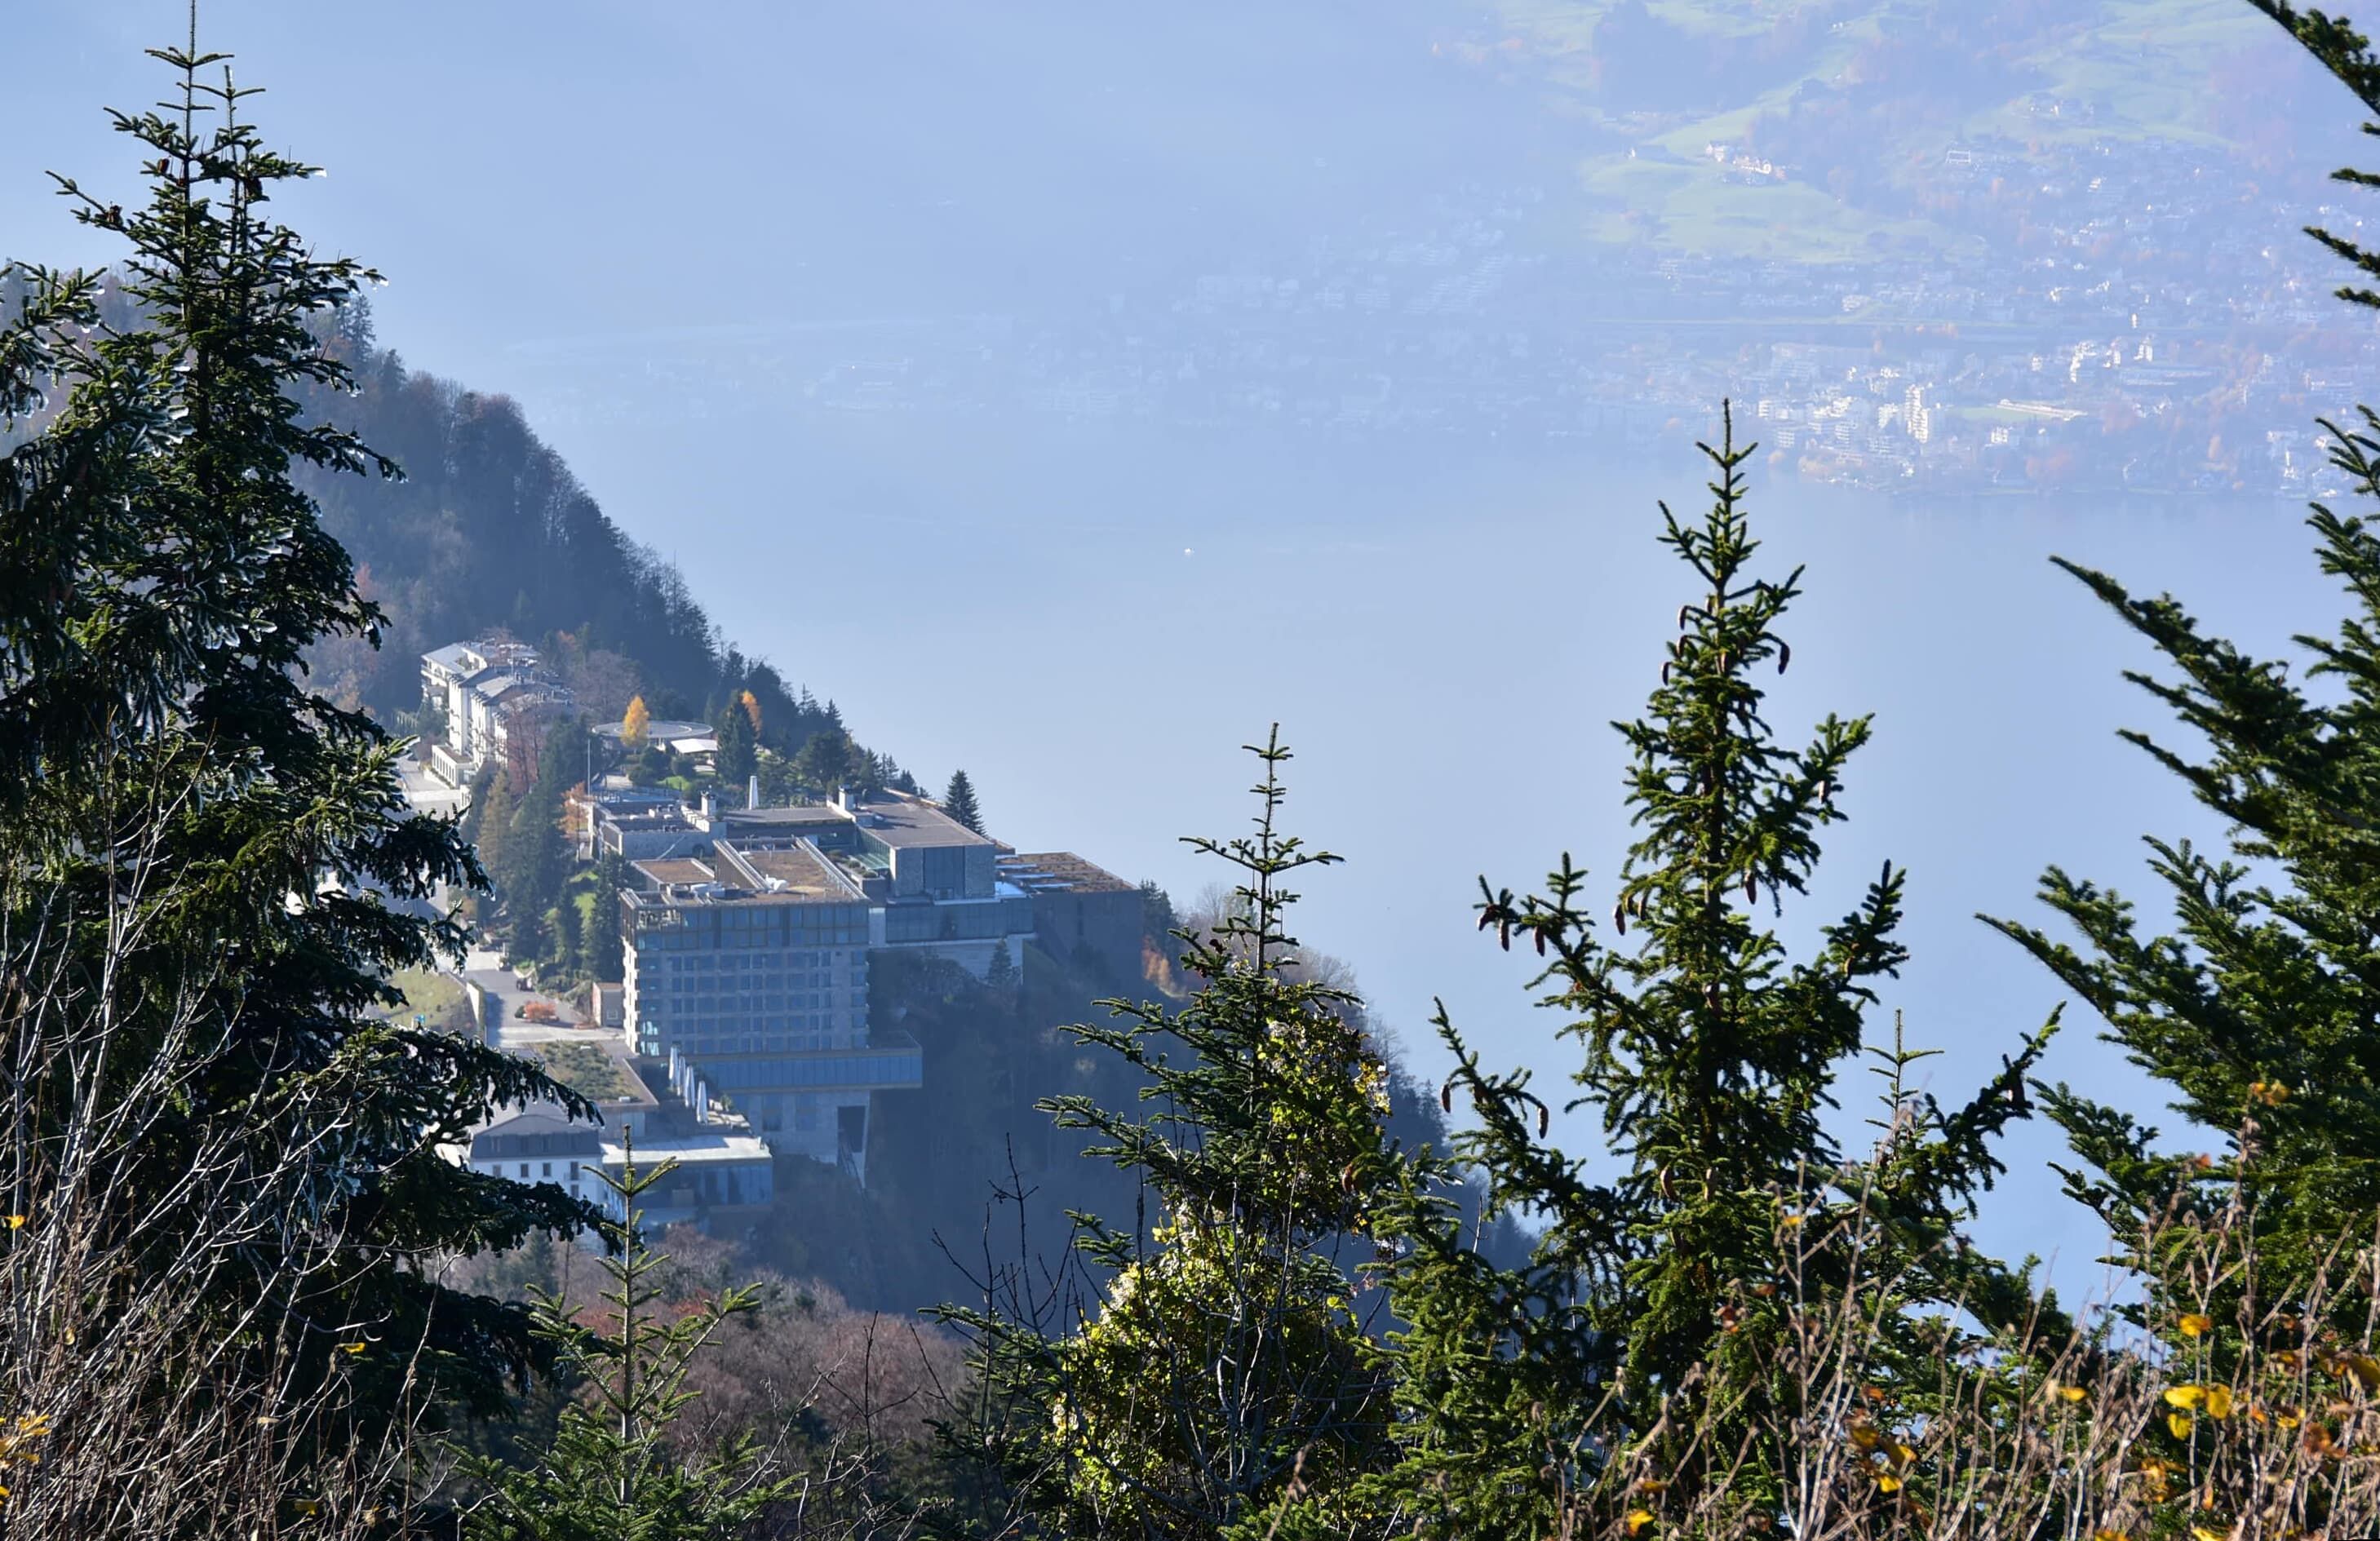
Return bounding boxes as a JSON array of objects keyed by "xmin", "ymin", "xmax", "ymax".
[{"xmin": 293, "ymin": 311, "xmax": 867, "ymax": 758}]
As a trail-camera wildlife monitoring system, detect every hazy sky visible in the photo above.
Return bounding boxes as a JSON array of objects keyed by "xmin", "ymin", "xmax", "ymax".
[
  {"xmin": 7, "ymin": 1, "xmax": 2368, "ymax": 1287},
  {"xmin": 8, "ymin": 0, "xmax": 1545, "ymax": 376}
]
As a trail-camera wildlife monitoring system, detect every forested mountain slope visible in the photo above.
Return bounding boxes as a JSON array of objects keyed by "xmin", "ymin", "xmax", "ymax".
[
  {"xmin": 1452, "ymin": 0, "xmax": 2326, "ymax": 257},
  {"xmin": 297, "ymin": 301, "xmax": 858, "ymax": 763}
]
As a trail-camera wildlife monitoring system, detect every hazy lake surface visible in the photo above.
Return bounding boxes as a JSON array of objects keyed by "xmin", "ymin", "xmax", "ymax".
[{"xmin": 536, "ymin": 399, "xmax": 2326, "ymax": 1289}]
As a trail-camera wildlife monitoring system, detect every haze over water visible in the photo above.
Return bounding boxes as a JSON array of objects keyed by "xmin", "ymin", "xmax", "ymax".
[
  {"xmin": 7, "ymin": 0, "xmax": 2347, "ymax": 1286},
  {"xmin": 570, "ymin": 398, "xmax": 2324, "ymax": 1288}
]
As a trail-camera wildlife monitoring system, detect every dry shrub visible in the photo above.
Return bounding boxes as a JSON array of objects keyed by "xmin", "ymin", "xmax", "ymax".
[
  {"xmin": 1562, "ymin": 1177, "xmax": 2380, "ymax": 1541},
  {"xmin": 0, "ymin": 839, "xmax": 429, "ymax": 1537}
]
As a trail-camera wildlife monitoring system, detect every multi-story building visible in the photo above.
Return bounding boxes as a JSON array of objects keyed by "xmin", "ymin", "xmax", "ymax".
[
  {"xmin": 998, "ymin": 851, "xmax": 1147, "ymax": 983},
  {"xmin": 419, "ymin": 637, "xmax": 575, "ymax": 787},
  {"xmin": 611, "ymin": 789, "xmax": 1145, "ymax": 1182},
  {"xmin": 620, "ymin": 835, "xmax": 921, "ymax": 1179}
]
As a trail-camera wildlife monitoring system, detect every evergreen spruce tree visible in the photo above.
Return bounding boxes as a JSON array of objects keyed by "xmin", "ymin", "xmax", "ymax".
[
  {"xmin": 477, "ymin": 770, "xmax": 520, "ymax": 905},
  {"xmin": 986, "ymin": 936, "xmax": 1016, "ymax": 990},
  {"xmin": 943, "ymin": 768, "xmax": 985, "ymax": 834},
  {"xmin": 938, "ymin": 733, "xmax": 1398, "ymax": 1539},
  {"xmin": 1983, "ymin": 2, "xmax": 2380, "ymax": 1339},
  {"xmin": 713, "ymin": 691, "xmax": 756, "ymax": 788},
  {"xmin": 0, "ymin": 32, "xmax": 594, "ymax": 1526},
  {"xmin": 454, "ymin": 1146, "xmax": 797, "ymax": 1539},
  {"xmin": 588, "ymin": 855, "xmax": 627, "ymax": 983},
  {"xmin": 1367, "ymin": 412, "xmax": 2054, "ymax": 1532},
  {"xmin": 553, "ymin": 888, "xmax": 583, "ymax": 981}
]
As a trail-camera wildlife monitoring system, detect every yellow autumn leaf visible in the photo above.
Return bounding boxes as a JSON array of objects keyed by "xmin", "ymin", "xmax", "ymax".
[
  {"xmin": 338, "ymin": 1341, "xmax": 367, "ymax": 1356},
  {"xmin": 2342, "ymin": 1354, "xmax": 2380, "ymax": 1390},
  {"xmin": 1890, "ymin": 1441, "xmax": 1917, "ymax": 1467},
  {"xmin": 1877, "ymin": 1472, "xmax": 1903, "ymax": 1494},
  {"xmin": 2169, "ymin": 1411, "xmax": 2195, "ymax": 1439},
  {"xmin": 2205, "ymin": 1385, "xmax": 2234, "ymax": 1419},
  {"xmin": 2190, "ymin": 1528, "xmax": 2225, "ymax": 1541},
  {"xmin": 1626, "ymin": 1509, "xmax": 1654, "ymax": 1535},
  {"xmin": 2179, "ymin": 1314, "xmax": 2214, "ymax": 1339},
  {"xmin": 2094, "ymin": 1531, "xmax": 2127, "ymax": 1541},
  {"xmin": 2058, "ymin": 1383, "xmax": 2088, "ymax": 1402},
  {"xmin": 4, "ymin": 1217, "xmax": 22, "ymax": 1230},
  {"xmin": 2165, "ymin": 1386, "xmax": 2206, "ymax": 1410},
  {"xmin": 1848, "ymin": 1424, "xmax": 1881, "ymax": 1450}
]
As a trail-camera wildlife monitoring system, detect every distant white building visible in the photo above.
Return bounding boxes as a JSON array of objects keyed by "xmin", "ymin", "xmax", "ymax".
[
  {"xmin": 420, "ymin": 638, "xmax": 575, "ymax": 787},
  {"xmin": 446, "ymin": 1108, "xmax": 774, "ymax": 1232},
  {"xmin": 441, "ymin": 1041, "xmax": 774, "ymax": 1232}
]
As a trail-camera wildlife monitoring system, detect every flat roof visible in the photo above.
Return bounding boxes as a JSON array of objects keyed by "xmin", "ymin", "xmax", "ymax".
[
  {"xmin": 635, "ymin": 857, "xmax": 716, "ymax": 888},
  {"xmin": 533, "ymin": 1038, "xmax": 658, "ymax": 1109},
  {"xmin": 851, "ymin": 795, "xmax": 993, "ymax": 852},
  {"xmin": 1003, "ymin": 852, "xmax": 1137, "ymax": 894},
  {"xmin": 592, "ymin": 719, "xmax": 711, "ymax": 742},
  {"xmin": 718, "ymin": 840, "xmax": 866, "ymax": 900},
  {"xmin": 721, "ymin": 804, "xmax": 849, "ymax": 830},
  {"xmin": 607, "ymin": 809, "xmax": 697, "ymax": 831},
  {"xmin": 597, "ymin": 1131, "xmax": 770, "ymax": 1164},
  {"xmin": 629, "ymin": 841, "xmax": 866, "ymax": 907}
]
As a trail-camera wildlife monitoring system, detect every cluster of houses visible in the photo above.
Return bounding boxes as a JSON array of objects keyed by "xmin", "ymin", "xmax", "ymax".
[{"xmin": 419, "ymin": 638, "xmax": 1144, "ymax": 1233}]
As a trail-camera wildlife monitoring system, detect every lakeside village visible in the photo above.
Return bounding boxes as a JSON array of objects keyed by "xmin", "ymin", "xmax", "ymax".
[
  {"xmin": 518, "ymin": 130, "xmax": 2380, "ymax": 501},
  {"xmin": 408, "ymin": 637, "xmax": 1144, "ymax": 1238}
]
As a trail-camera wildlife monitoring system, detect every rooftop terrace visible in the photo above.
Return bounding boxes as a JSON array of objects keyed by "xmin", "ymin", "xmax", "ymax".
[
  {"xmin": 1001, "ymin": 851, "xmax": 1137, "ymax": 894},
  {"xmin": 628, "ymin": 841, "xmax": 868, "ymax": 907}
]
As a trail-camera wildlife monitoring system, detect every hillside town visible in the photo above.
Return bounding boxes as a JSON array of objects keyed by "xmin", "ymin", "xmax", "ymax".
[
  {"xmin": 507, "ymin": 128, "xmax": 2379, "ymax": 500},
  {"xmin": 414, "ymin": 635, "xmax": 1142, "ymax": 1233}
]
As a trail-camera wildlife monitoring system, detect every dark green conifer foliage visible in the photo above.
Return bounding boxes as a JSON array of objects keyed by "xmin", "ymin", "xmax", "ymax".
[
  {"xmin": 1373, "ymin": 412, "xmax": 2053, "ymax": 1530},
  {"xmin": 1984, "ymin": 2, "xmax": 2380, "ymax": 1324},
  {"xmin": 937, "ymin": 733, "xmax": 1396, "ymax": 1539},
  {"xmin": 588, "ymin": 854, "xmax": 627, "ymax": 983},
  {"xmin": 0, "ymin": 24, "xmax": 596, "ymax": 1507},
  {"xmin": 942, "ymin": 768, "xmax": 984, "ymax": 835},
  {"xmin": 476, "ymin": 770, "xmax": 520, "ymax": 903},
  {"xmin": 552, "ymin": 887, "xmax": 583, "ymax": 978},
  {"xmin": 713, "ymin": 692, "xmax": 756, "ymax": 788},
  {"xmin": 454, "ymin": 1146, "xmax": 797, "ymax": 1539}
]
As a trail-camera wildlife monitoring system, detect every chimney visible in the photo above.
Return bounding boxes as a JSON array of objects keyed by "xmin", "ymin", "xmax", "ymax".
[
  {"xmin": 748, "ymin": 772, "xmax": 760, "ymax": 808},
  {"xmin": 698, "ymin": 790, "xmax": 716, "ymax": 824}
]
